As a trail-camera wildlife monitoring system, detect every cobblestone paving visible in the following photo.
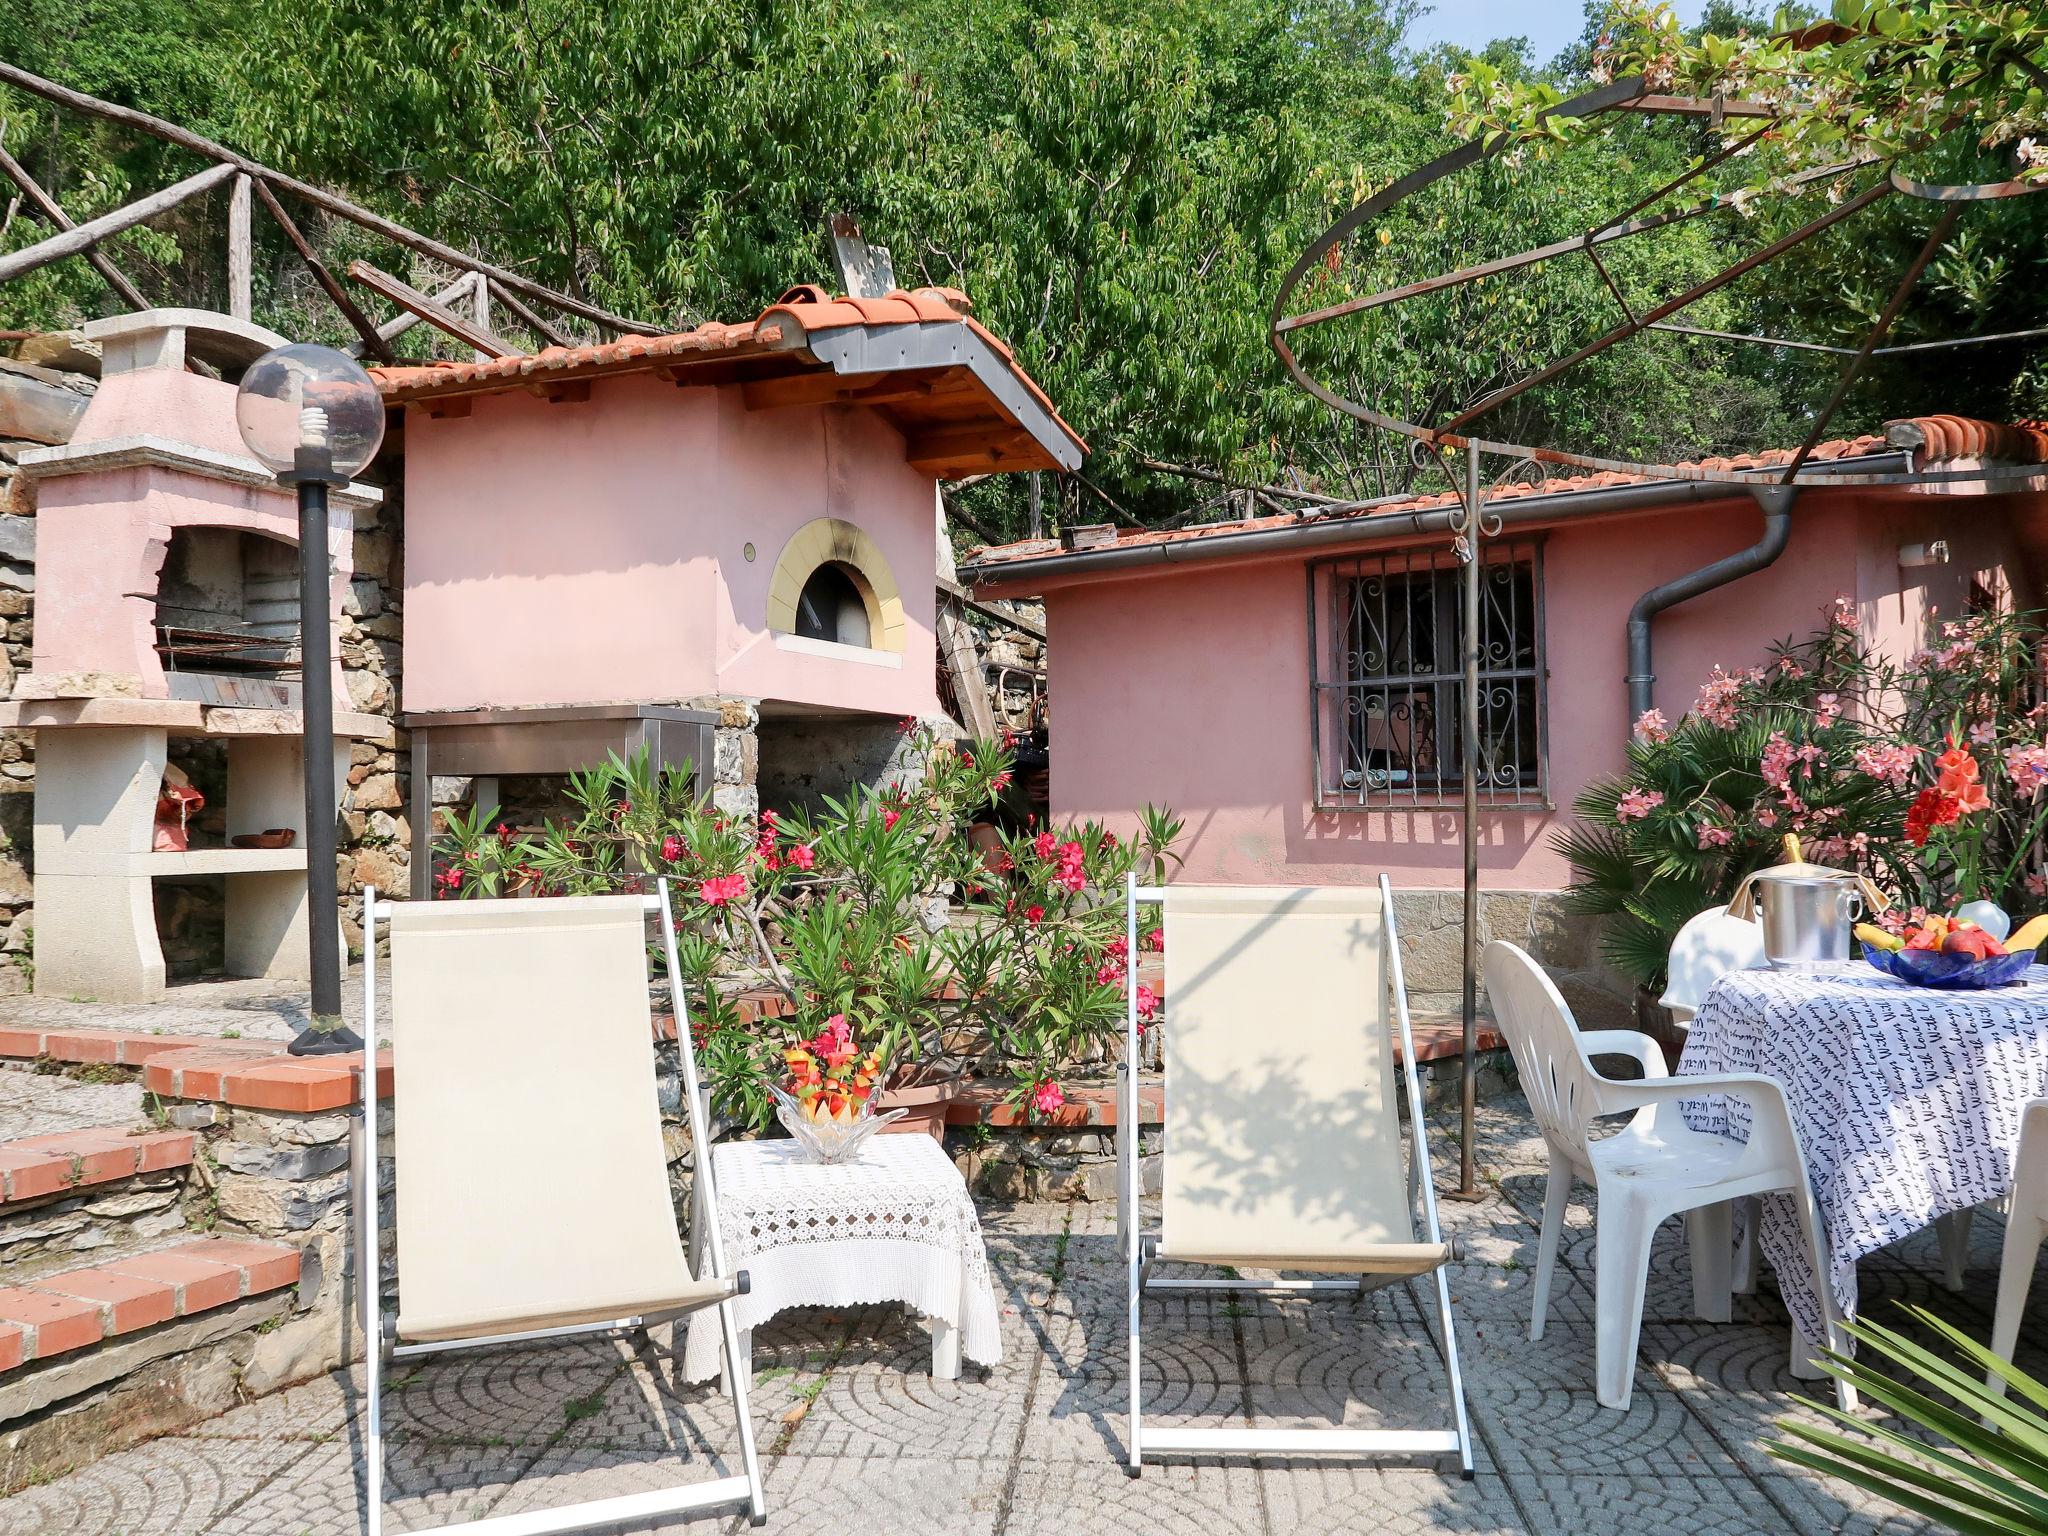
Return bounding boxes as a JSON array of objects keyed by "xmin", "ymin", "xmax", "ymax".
[
  {"xmin": 11, "ymin": 1097, "xmax": 2039, "ymax": 1534},
  {"xmin": 5, "ymin": 965, "xmax": 389, "ymax": 1045}
]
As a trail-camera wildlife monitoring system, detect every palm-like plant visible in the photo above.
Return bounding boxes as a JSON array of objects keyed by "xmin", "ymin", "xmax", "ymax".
[{"xmin": 1771, "ymin": 1306, "xmax": 2048, "ymax": 1536}]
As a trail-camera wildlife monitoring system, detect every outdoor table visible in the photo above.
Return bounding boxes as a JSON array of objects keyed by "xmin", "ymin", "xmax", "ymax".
[
  {"xmin": 1678, "ymin": 959, "xmax": 2048, "ymax": 1362},
  {"xmin": 681, "ymin": 1132, "xmax": 1003, "ymax": 1384}
]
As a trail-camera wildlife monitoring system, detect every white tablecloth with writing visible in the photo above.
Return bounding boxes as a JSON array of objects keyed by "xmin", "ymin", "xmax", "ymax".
[
  {"xmin": 1678, "ymin": 961, "xmax": 2048, "ymax": 1347},
  {"xmin": 682, "ymin": 1132, "xmax": 1002, "ymax": 1381}
]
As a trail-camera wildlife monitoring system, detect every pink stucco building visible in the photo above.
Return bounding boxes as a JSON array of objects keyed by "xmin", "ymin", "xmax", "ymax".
[
  {"xmin": 965, "ymin": 418, "xmax": 2048, "ymax": 1017},
  {"xmin": 373, "ymin": 284, "xmax": 1081, "ymax": 894}
]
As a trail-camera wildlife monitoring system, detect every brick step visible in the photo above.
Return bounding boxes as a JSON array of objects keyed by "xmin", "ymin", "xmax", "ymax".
[
  {"xmin": 0, "ymin": 1236, "xmax": 300, "ymax": 1375},
  {"xmin": 0, "ymin": 1127, "xmax": 195, "ymax": 1210}
]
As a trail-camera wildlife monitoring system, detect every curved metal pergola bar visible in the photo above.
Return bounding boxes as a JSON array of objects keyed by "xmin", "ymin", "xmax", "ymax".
[{"xmin": 1270, "ymin": 75, "xmax": 2048, "ymax": 490}]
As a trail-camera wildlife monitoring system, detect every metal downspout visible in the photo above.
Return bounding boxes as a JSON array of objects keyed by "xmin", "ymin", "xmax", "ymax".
[{"xmin": 1625, "ymin": 486, "xmax": 1799, "ymax": 724}]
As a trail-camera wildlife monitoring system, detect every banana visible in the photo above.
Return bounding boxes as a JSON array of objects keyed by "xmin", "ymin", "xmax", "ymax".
[
  {"xmin": 2007, "ymin": 913, "xmax": 2048, "ymax": 953},
  {"xmin": 1855, "ymin": 922, "xmax": 1904, "ymax": 953}
]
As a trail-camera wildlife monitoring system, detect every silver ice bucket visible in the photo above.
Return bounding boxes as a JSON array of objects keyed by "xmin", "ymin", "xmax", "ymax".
[{"xmin": 1753, "ymin": 871, "xmax": 1862, "ymax": 969}]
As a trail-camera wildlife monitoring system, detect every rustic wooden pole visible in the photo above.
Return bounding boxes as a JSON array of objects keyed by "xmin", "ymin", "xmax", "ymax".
[
  {"xmin": 227, "ymin": 172, "xmax": 252, "ymax": 320},
  {"xmin": 0, "ymin": 143, "xmax": 149, "ymax": 308},
  {"xmin": 345, "ymin": 272, "xmax": 476, "ymax": 358},
  {"xmin": 345, "ymin": 260, "xmax": 518, "ymax": 358},
  {"xmin": 248, "ymin": 177, "xmax": 396, "ymax": 363},
  {"xmin": 484, "ymin": 277, "xmax": 574, "ymax": 349},
  {"xmin": 0, "ymin": 59, "xmax": 662, "ymax": 337},
  {"xmin": 0, "ymin": 161, "xmax": 235, "ymax": 284},
  {"xmin": 467, "ymin": 272, "xmax": 492, "ymax": 364}
]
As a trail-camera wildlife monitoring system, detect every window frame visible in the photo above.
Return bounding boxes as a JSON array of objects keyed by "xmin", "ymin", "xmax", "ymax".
[{"xmin": 1307, "ymin": 538, "xmax": 1551, "ymax": 812}]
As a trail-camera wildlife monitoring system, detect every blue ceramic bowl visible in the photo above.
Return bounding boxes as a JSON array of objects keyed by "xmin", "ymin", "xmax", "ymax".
[{"xmin": 1862, "ymin": 941, "xmax": 2038, "ymax": 990}]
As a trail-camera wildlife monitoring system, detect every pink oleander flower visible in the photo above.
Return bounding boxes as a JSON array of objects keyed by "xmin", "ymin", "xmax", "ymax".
[
  {"xmin": 1633, "ymin": 708, "xmax": 1669, "ymax": 745},
  {"xmin": 2030, "ymin": 874, "xmax": 2048, "ymax": 898},
  {"xmin": 661, "ymin": 833, "xmax": 685, "ymax": 861},
  {"xmin": 1815, "ymin": 692, "xmax": 1841, "ymax": 724},
  {"xmin": 1695, "ymin": 668, "xmax": 1744, "ymax": 729},
  {"xmin": 1031, "ymin": 1079, "xmax": 1066, "ymax": 1117},
  {"xmin": 1829, "ymin": 593, "xmax": 1856, "ymax": 630},
  {"xmin": 1852, "ymin": 743, "xmax": 1919, "ymax": 788},
  {"xmin": 1032, "ymin": 831, "xmax": 1058, "ymax": 861},
  {"xmin": 2006, "ymin": 743, "xmax": 2048, "ymax": 800},
  {"xmin": 1696, "ymin": 822, "xmax": 1732, "ymax": 849},
  {"xmin": 882, "ymin": 808, "xmax": 901, "ymax": 831},
  {"xmin": 1134, "ymin": 984, "xmax": 1161, "ymax": 1021},
  {"xmin": 1776, "ymin": 656, "xmax": 1806, "ymax": 681},
  {"xmin": 788, "ymin": 843, "xmax": 816, "ymax": 870},
  {"xmin": 698, "ymin": 872, "xmax": 748, "ymax": 906},
  {"xmin": 1970, "ymin": 719, "xmax": 1999, "ymax": 746},
  {"xmin": 1615, "ymin": 789, "xmax": 1664, "ymax": 822},
  {"xmin": 1025, "ymin": 904, "xmax": 1045, "ymax": 924},
  {"xmin": 1143, "ymin": 926, "xmax": 1164, "ymax": 952},
  {"xmin": 1756, "ymin": 807, "xmax": 1778, "ymax": 829}
]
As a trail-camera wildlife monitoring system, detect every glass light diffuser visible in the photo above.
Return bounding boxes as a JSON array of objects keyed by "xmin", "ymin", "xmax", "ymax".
[{"xmin": 234, "ymin": 343, "xmax": 386, "ymax": 482}]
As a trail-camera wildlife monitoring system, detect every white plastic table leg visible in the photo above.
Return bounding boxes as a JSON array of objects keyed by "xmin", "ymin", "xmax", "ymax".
[
  {"xmin": 1789, "ymin": 1324, "xmax": 1830, "ymax": 1380},
  {"xmin": 1935, "ymin": 1207, "xmax": 1974, "ymax": 1292},
  {"xmin": 931, "ymin": 1317, "xmax": 961, "ymax": 1380},
  {"xmin": 1685, "ymin": 1202, "xmax": 1733, "ymax": 1324},
  {"xmin": 1732, "ymin": 1196, "xmax": 1760, "ymax": 1295}
]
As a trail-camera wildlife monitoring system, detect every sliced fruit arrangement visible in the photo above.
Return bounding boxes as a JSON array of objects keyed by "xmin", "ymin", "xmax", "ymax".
[{"xmin": 1856, "ymin": 913, "xmax": 2036, "ymax": 959}]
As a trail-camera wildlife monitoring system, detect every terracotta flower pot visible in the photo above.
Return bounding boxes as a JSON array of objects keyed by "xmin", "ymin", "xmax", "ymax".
[{"xmin": 875, "ymin": 1073, "xmax": 965, "ymax": 1141}]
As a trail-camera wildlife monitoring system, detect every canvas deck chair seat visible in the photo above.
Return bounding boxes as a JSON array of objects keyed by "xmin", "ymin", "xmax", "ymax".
[
  {"xmin": 1118, "ymin": 876, "xmax": 1473, "ymax": 1476},
  {"xmin": 358, "ymin": 887, "xmax": 766, "ymax": 1535}
]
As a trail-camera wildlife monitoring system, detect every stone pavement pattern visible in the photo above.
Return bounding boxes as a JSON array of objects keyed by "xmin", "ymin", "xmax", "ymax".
[{"xmin": 8, "ymin": 1095, "xmax": 2024, "ymax": 1535}]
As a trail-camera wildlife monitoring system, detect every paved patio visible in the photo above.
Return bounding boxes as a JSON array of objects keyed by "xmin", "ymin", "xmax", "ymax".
[
  {"xmin": 10, "ymin": 1094, "xmax": 2016, "ymax": 1535},
  {"xmin": 12, "ymin": 1097, "xmax": 1998, "ymax": 1536}
]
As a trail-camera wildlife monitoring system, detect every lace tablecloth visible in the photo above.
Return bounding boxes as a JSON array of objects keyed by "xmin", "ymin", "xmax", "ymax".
[
  {"xmin": 681, "ymin": 1133, "xmax": 1003, "ymax": 1382},
  {"xmin": 1678, "ymin": 961, "xmax": 2048, "ymax": 1348}
]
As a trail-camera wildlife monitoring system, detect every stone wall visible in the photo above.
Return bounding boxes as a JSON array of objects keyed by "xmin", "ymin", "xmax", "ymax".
[
  {"xmin": 337, "ymin": 482, "xmax": 408, "ymax": 947},
  {"xmin": 755, "ymin": 710, "xmax": 933, "ymax": 814},
  {"xmin": 1392, "ymin": 887, "xmax": 1632, "ymax": 1030}
]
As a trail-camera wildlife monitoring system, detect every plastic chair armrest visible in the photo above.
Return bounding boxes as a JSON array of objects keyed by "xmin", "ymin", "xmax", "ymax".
[{"xmin": 1579, "ymin": 1028, "xmax": 1671, "ymax": 1081}]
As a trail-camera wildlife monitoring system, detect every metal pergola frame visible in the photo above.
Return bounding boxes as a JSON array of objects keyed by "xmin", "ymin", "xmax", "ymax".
[{"xmin": 1271, "ymin": 70, "xmax": 2048, "ymax": 1193}]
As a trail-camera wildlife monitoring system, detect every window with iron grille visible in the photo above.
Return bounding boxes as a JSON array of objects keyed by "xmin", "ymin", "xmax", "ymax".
[{"xmin": 1309, "ymin": 540, "xmax": 1548, "ymax": 808}]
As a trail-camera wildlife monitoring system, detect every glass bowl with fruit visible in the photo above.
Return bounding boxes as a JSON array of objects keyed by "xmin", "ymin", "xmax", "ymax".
[
  {"xmin": 1858, "ymin": 913, "xmax": 2048, "ymax": 990},
  {"xmin": 768, "ymin": 1014, "xmax": 905, "ymax": 1163}
]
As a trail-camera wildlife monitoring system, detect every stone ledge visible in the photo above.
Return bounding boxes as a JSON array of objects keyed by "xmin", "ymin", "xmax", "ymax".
[
  {"xmin": 0, "ymin": 1235, "xmax": 299, "ymax": 1379},
  {"xmin": 0, "ymin": 1128, "xmax": 194, "ymax": 1205},
  {"xmin": 0, "ymin": 1025, "xmax": 247, "ymax": 1068},
  {"xmin": 141, "ymin": 1047, "xmax": 391, "ymax": 1112}
]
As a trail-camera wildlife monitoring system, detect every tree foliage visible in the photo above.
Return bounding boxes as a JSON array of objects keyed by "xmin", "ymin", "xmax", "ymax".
[{"xmin": 2, "ymin": 0, "xmax": 2044, "ymax": 538}]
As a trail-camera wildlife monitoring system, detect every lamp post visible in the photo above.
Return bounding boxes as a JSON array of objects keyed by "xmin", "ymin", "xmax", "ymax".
[{"xmin": 234, "ymin": 344, "xmax": 385, "ymax": 1055}]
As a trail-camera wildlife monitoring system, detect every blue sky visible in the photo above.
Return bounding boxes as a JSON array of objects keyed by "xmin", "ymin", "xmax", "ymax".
[{"xmin": 1406, "ymin": 0, "xmax": 1708, "ymax": 67}]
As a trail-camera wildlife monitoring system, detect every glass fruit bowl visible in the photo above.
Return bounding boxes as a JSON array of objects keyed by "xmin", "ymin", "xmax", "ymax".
[
  {"xmin": 766, "ymin": 1083, "xmax": 906, "ymax": 1163},
  {"xmin": 1862, "ymin": 941, "xmax": 2039, "ymax": 991}
]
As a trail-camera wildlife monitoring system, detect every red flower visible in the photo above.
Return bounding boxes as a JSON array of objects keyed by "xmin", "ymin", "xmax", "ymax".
[
  {"xmin": 1031, "ymin": 1079, "xmax": 1066, "ymax": 1117},
  {"xmin": 1032, "ymin": 831, "xmax": 1058, "ymax": 861},
  {"xmin": 788, "ymin": 843, "xmax": 815, "ymax": 870},
  {"xmin": 434, "ymin": 866, "xmax": 463, "ymax": 893},
  {"xmin": 990, "ymin": 770, "xmax": 1013, "ymax": 792},
  {"xmin": 1025, "ymin": 904, "xmax": 1046, "ymax": 924},
  {"xmin": 661, "ymin": 834, "xmax": 685, "ymax": 861},
  {"xmin": 698, "ymin": 872, "xmax": 748, "ymax": 906},
  {"xmin": 882, "ymin": 808, "xmax": 901, "ymax": 832}
]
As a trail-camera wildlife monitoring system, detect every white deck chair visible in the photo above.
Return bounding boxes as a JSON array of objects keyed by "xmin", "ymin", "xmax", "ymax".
[
  {"xmin": 1117, "ymin": 875, "xmax": 1473, "ymax": 1477},
  {"xmin": 1484, "ymin": 940, "xmax": 1855, "ymax": 1414},
  {"xmin": 357, "ymin": 885, "xmax": 766, "ymax": 1535}
]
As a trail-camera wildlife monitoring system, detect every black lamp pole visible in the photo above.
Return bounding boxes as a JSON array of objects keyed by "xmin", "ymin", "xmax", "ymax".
[{"xmin": 283, "ymin": 447, "xmax": 359, "ymax": 1056}]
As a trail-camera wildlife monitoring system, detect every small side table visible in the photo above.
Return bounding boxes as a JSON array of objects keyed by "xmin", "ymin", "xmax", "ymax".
[{"xmin": 682, "ymin": 1133, "xmax": 1003, "ymax": 1384}]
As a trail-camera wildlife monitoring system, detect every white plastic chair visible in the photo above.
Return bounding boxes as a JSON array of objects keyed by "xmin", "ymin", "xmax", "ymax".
[
  {"xmin": 1659, "ymin": 903, "xmax": 1767, "ymax": 1025},
  {"xmin": 1988, "ymin": 1098, "xmax": 2048, "ymax": 1397},
  {"xmin": 1484, "ymin": 941, "xmax": 1854, "ymax": 1412}
]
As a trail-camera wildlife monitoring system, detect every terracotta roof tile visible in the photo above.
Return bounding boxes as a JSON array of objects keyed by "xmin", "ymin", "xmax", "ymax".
[
  {"xmin": 371, "ymin": 283, "xmax": 1082, "ymax": 469},
  {"xmin": 964, "ymin": 416, "xmax": 2044, "ymax": 573}
]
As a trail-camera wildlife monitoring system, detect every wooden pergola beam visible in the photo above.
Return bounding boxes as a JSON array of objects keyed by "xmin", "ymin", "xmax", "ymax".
[
  {"xmin": 346, "ymin": 261, "xmax": 519, "ymax": 359},
  {"xmin": 0, "ymin": 143, "xmax": 149, "ymax": 308},
  {"xmin": 0, "ymin": 58, "xmax": 665, "ymax": 338},
  {"xmin": 250, "ymin": 176, "xmax": 396, "ymax": 362},
  {"xmin": 0, "ymin": 161, "xmax": 235, "ymax": 284}
]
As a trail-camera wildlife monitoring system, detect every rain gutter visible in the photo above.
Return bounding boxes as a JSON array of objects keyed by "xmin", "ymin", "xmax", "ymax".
[{"xmin": 960, "ymin": 450, "xmax": 1910, "ymax": 589}]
